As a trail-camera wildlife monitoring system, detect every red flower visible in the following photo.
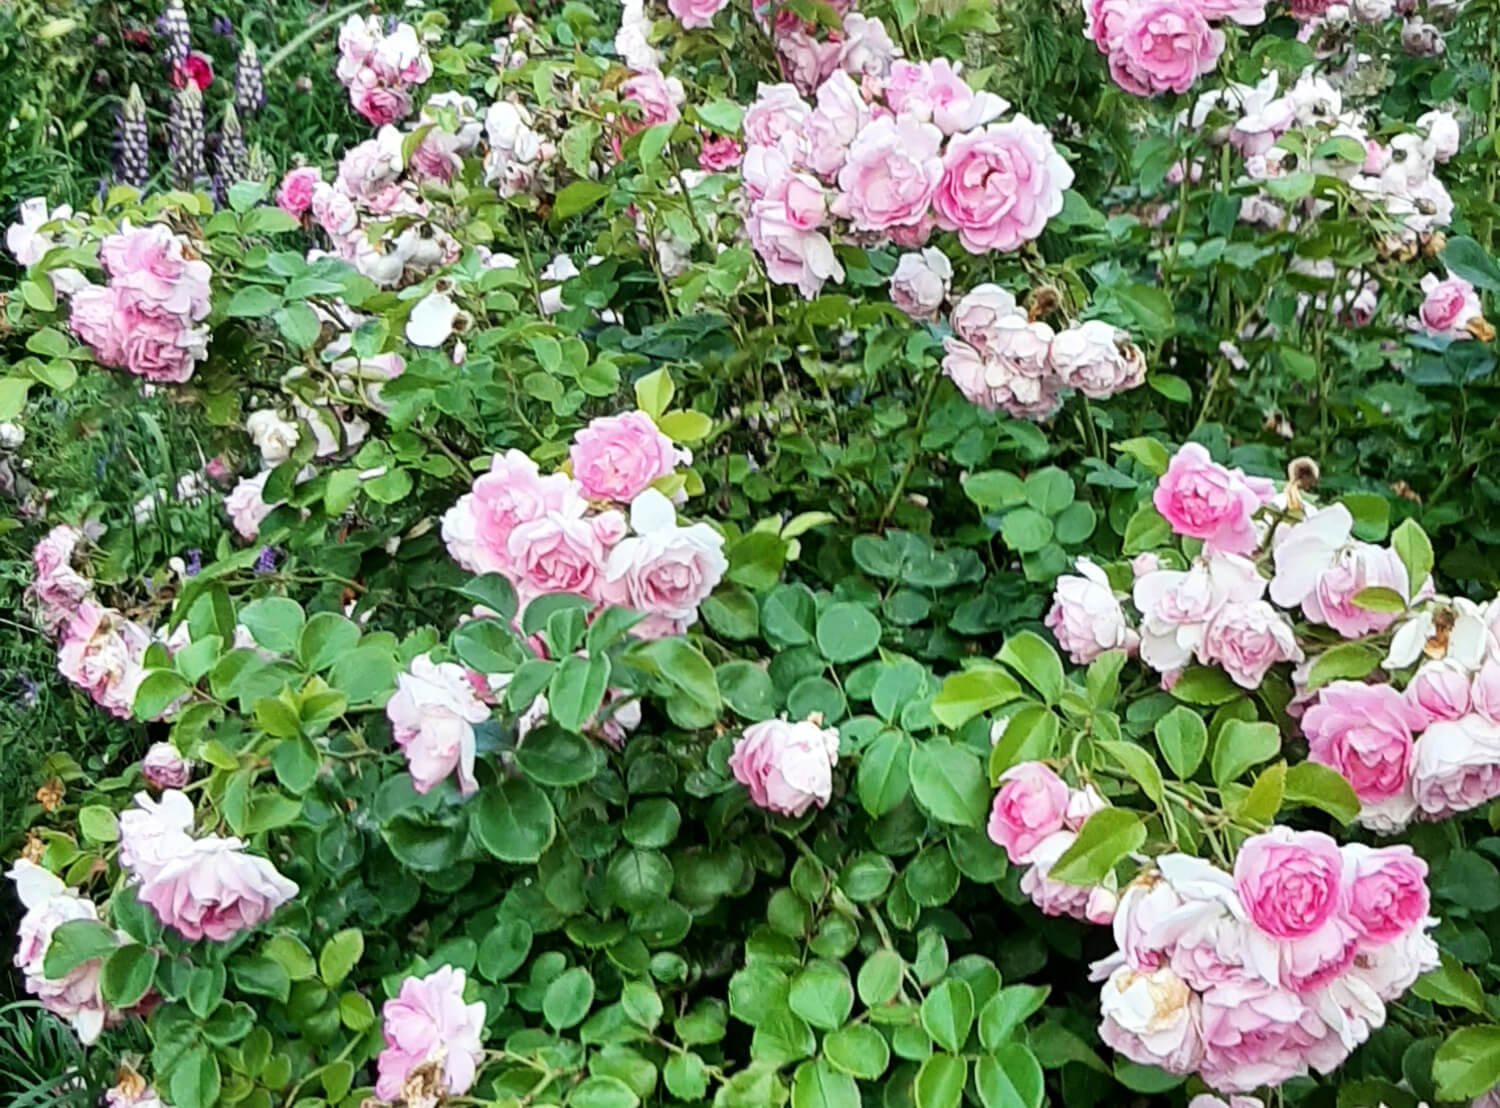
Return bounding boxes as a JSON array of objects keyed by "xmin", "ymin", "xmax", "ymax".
[{"xmin": 170, "ymin": 52, "xmax": 214, "ymax": 91}]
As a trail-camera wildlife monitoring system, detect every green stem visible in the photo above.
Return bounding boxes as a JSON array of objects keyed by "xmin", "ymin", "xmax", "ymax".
[
  {"xmin": 263, "ymin": 2, "xmax": 369, "ymax": 74},
  {"xmin": 878, "ymin": 364, "xmax": 944, "ymax": 531}
]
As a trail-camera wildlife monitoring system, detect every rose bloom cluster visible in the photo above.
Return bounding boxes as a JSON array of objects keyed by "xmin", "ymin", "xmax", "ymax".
[
  {"xmin": 69, "ymin": 222, "xmax": 212, "ymax": 384},
  {"xmin": 336, "ymin": 14, "xmax": 433, "ymax": 125},
  {"xmin": 750, "ymin": 0, "xmax": 900, "ymax": 97},
  {"xmin": 442, "ymin": 413, "xmax": 725, "ymax": 637},
  {"xmin": 1094, "ymin": 829, "xmax": 1436, "ymax": 1093},
  {"xmin": 739, "ymin": 47, "xmax": 1073, "ymax": 298},
  {"xmin": 118, "ymin": 789, "xmax": 297, "ymax": 942},
  {"xmin": 987, "ymin": 762, "xmax": 1118, "ymax": 922},
  {"xmin": 941, "ymin": 283, "xmax": 1147, "ymax": 420},
  {"xmin": 1084, "ymin": 0, "xmax": 1265, "ymax": 98},
  {"xmin": 729, "ymin": 716, "xmax": 841, "ymax": 818}
]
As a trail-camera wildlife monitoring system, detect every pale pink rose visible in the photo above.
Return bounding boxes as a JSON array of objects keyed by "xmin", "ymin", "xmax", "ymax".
[
  {"xmin": 70, "ymin": 283, "xmax": 127, "ymax": 365},
  {"xmin": 310, "ymin": 182, "xmax": 359, "ymax": 238},
  {"xmin": 507, "ymin": 509, "xmax": 611, "ymax": 608},
  {"xmin": 118, "ymin": 790, "xmax": 196, "ymax": 884},
  {"xmin": 668, "ymin": 0, "xmax": 727, "ymax": 28},
  {"xmin": 1087, "ymin": 0, "xmax": 1135, "ymax": 50},
  {"xmin": 276, "ymin": 167, "xmax": 322, "ymax": 217},
  {"xmin": 933, "ymin": 117, "xmax": 1073, "ymax": 254},
  {"xmin": 1417, "ymin": 109, "xmax": 1460, "ymax": 162},
  {"xmin": 742, "ymin": 83, "xmax": 811, "ymax": 161},
  {"xmin": 949, "ymin": 284, "xmax": 1021, "ymax": 353},
  {"xmin": 336, "ymin": 131, "xmax": 404, "ymax": 201},
  {"xmin": 1233, "ymin": 827, "xmax": 1343, "ymax": 940},
  {"xmin": 116, "ymin": 302, "xmax": 208, "ymax": 383},
  {"xmin": 1407, "ymin": 658, "xmax": 1472, "ymax": 725},
  {"xmin": 1196, "ymin": 0, "xmax": 1269, "ymax": 22},
  {"xmin": 888, "ymin": 248, "xmax": 952, "ymax": 321},
  {"xmin": 1341, "ymin": 843, "xmax": 1429, "ymax": 948},
  {"xmin": 369, "ymin": 23, "xmax": 432, "ymax": 85},
  {"xmin": 142, "ymin": 742, "xmax": 191, "ymax": 789},
  {"xmin": 57, "ymin": 603, "xmax": 151, "ymax": 718},
  {"xmin": 1196, "ymin": 980, "xmax": 1308, "ymax": 1092},
  {"xmin": 1097, "ymin": 965, "xmax": 1205, "ymax": 1074},
  {"xmin": 30, "ymin": 524, "xmax": 90, "ymax": 633},
  {"xmin": 729, "ymin": 716, "xmax": 840, "ymax": 817},
  {"xmin": 1086, "ymin": 886, "xmax": 1120, "ymax": 925},
  {"xmin": 441, "ymin": 451, "xmax": 580, "ymax": 576},
  {"xmin": 941, "ymin": 318, "xmax": 1061, "ymax": 419},
  {"xmin": 1122, "ymin": 855, "xmax": 1249, "ymax": 989},
  {"xmin": 1348, "ymin": 925, "xmax": 1438, "ymax": 1001},
  {"xmin": 889, "ymin": 214, "xmax": 937, "ymax": 249},
  {"xmin": 225, "ymin": 472, "xmax": 279, "ymax": 541},
  {"xmin": 602, "ymin": 489, "xmax": 727, "ymax": 638},
  {"xmin": 351, "ymin": 73, "xmax": 413, "ymax": 126},
  {"xmin": 104, "ymin": 1082, "xmax": 165, "ymax": 1108},
  {"xmin": 622, "ymin": 69, "xmax": 684, "ymax": 130},
  {"xmin": 885, "ymin": 59, "xmax": 1008, "ymax": 135},
  {"xmin": 570, "ymin": 411, "xmax": 683, "ymax": 503},
  {"xmin": 1200, "ymin": 600, "xmax": 1301, "ymax": 689},
  {"xmin": 1066, "ymin": 783, "xmax": 1108, "ymax": 828},
  {"xmin": 8, "ymin": 860, "xmax": 117, "ymax": 1043},
  {"xmin": 1020, "ymin": 831, "xmax": 1095, "ymax": 918},
  {"xmin": 747, "ymin": 202, "xmax": 844, "ymax": 298},
  {"xmin": 1132, "ymin": 553, "xmax": 1161, "ymax": 577},
  {"xmin": 387, "ymin": 654, "xmax": 491, "ymax": 796},
  {"xmin": 778, "ymin": 173, "xmax": 829, "ymax": 229},
  {"xmin": 137, "ymin": 835, "xmax": 298, "ymax": 941},
  {"xmin": 1302, "ymin": 682, "xmax": 1422, "ymax": 803},
  {"xmin": 1132, "ymin": 554, "xmax": 1263, "ymax": 674},
  {"xmin": 1471, "ymin": 658, "xmax": 1500, "ymax": 721},
  {"xmin": 776, "ymin": 29, "xmax": 838, "ymax": 96},
  {"xmin": 1046, "ymin": 557, "xmax": 1138, "ymax": 665},
  {"xmin": 1189, "ymin": 1097, "xmax": 1265, "ymax": 1108},
  {"xmin": 376, "ymin": 967, "xmax": 487, "ymax": 1101},
  {"xmin": 987, "ymin": 761, "xmax": 1069, "ymax": 864},
  {"xmin": 804, "ymin": 71, "xmax": 867, "ymax": 179},
  {"xmin": 99, "ymin": 223, "xmax": 211, "ymax": 320},
  {"xmin": 1153, "ymin": 443, "xmax": 1275, "ymax": 555},
  {"xmin": 836, "ymin": 13, "xmax": 899, "ymax": 78},
  {"xmin": 1417, "ymin": 272, "xmax": 1482, "ymax": 338},
  {"xmin": 1104, "ymin": 0, "xmax": 1224, "ymax": 98},
  {"xmin": 1276, "ymin": 917, "xmax": 1359, "ymax": 993},
  {"xmin": 1303, "ymin": 542, "xmax": 1410, "ymax": 639},
  {"xmin": 1049, "ymin": 320, "xmax": 1146, "ymax": 399},
  {"xmin": 835, "ymin": 115, "xmax": 944, "ymax": 233},
  {"xmin": 337, "ymin": 15, "xmax": 380, "ymax": 78},
  {"xmin": 1410, "ymin": 713, "xmax": 1500, "ymax": 818},
  {"xmin": 698, "ymin": 134, "xmax": 743, "ymax": 171}
]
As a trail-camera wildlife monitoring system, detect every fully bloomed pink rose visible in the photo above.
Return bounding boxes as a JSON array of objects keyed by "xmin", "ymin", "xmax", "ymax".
[
  {"xmin": 1153, "ymin": 443, "xmax": 1275, "ymax": 555},
  {"xmin": 1302, "ymin": 542, "xmax": 1411, "ymax": 639},
  {"xmin": 376, "ymin": 967, "xmax": 487, "ymax": 1101},
  {"xmin": 888, "ymin": 248, "xmax": 952, "ymax": 321},
  {"xmin": 933, "ymin": 118, "xmax": 1074, "ymax": 254},
  {"xmin": 1101, "ymin": 0, "xmax": 1224, "ymax": 97},
  {"xmin": 1196, "ymin": 980, "xmax": 1308, "ymax": 1092},
  {"xmin": 950, "ymin": 284, "xmax": 1021, "ymax": 352},
  {"xmin": 100, "ymin": 224, "xmax": 211, "ymax": 320},
  {"xmin": 987, "ymin": 761, "xmax": 1069, "ymax": 863},
  {"xmin": 507, "ymin": 509, "xmax": 612, "ymax": 607},
  {"xmin": 1407, "ymin": 658, "xmax": 1472, "ymax": 725},
  {"xmin": 1410, "ymin": 713, "xmax": 1500, "ymax": 818},
  {"xmin": 1049, "ymin": 320, "xmax": 1146, "ymax": 399},
  {"xmin": 388, "ymin": 654, "xmax": 492, "ymax": 795},
  {"xmin": 1302, "ymin": 682, "xmax": 1422, "ymax": 803},
  {"xmin": 1350, "ymin": 925, "xmax": 1439, "ymax": 1002},
  {"xmin": 118, "ymin": 790, "xmax": 196, "ymax": 883},
  {"xmin": 836, "ymin": 12, "xmax": 899, "ymax": 78},
  {"xmin": 1098, "ymin": 965, "xmax": 1205, "ymax": 1074},
  {"xmin": 57, "ymin": 603, "xmax": 151, "ymax": 718},
  {"xmin": 602, "ymin": 489, "xmax": 727, "ymax": 638},
  {"xmin": 729, "ymin": 716, "xmax": 840, "ymax": 817},
  {"xmin": 885, "ymin": 59, "xmax": 1008, "ymax": 135},
  {"xmin": 1200, "ymin": 600, "xmax": 1301, "ymax": 689},
  {"xmin": 277, "ymin": 167, "xmax": 322, "ymax": 217},
  {"xmin": 742, "ymin": 83, "xmax": 811, "ymax": 160},
  {"xmin": 30, "ymin": 524, "xmax": 90, "ymax": 632},
  {"xmin": 70, "ymin": 284, "xmax": 127, "ymax": 364},
  {"xmin": 698, "ymin": 134, "xmax": 743, "ymax": 171},
  {"xmin": 621, "ymin": 69, "xmax": 684, "ymax": 130},
  {"xmin": 776, "ymin": 29, "xmax": 838, "ymax": 95},
  {"xmin": 1233, "ymin": 827, "xmax": 1343, "ymax": 940},
  {"xmin": 1046, "ymin": 557, "xmax": 1138, "ymax": 665},
  {"xmin": 1341, "ymin": 843, "xmax": 1429, "ymax": 947},
  {"xmin": 1417, "ymin": 272, "xmax": 1482, "ymax": 338},
  {"xmin": 225, "ymin": 472, "xmax": 279, "ymax": 541},
  {"xmin": 747, "ymin": 202, "xmax": 844, "ymax": 298},
  {"xmin": 8, "ymin": 860, "xmax": 117, "ymax": 1043},
  {"xmin": 804, "ymin": 71, "xmax": 867, "ymax": 179},
  {"xmin": 117, "ymin": 302, "xmax": 208, "ymax": 383},
  {"xmin": 668, "ymin": 0, "xmax": 728, "ymax": 29},
  {"xmin": 570, "ymin": 411, "xmax": 683, "ymax": 502},
  {"xmin": 351, "ymin": 73, "xmax": 414, "ymax": 126},
  {"xmin": 441, "ymin": 451, "xmax": 580, "ymax": 576},
  {"xmin": 1019, "ymin": 830, "xmax": 1096, "ymax": 918},
  {"xmin": 1132, "ymin": 554, "xmax": 1263, "ymax": 675},
  {"xmin": 137, "ymin": 836, "xmax": 298, "ymax": 941},
  {"xmin": 835, "ymin": 115, "xmax": 944, "ymax": 233}
]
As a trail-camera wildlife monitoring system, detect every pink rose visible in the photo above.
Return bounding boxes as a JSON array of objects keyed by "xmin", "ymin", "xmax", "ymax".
[
  {"xmin": 1196, "ymin": 980, "xmax": 1307, "ymax": 1092},
  {"xmin": 351, "ymin": 73, "xmax": 413, "ymax": 126},
  {"xmin": 1276, "ymin": 917, "xmax": 1358, "ymax": 993},
  {"xmin": 1190, "ymin": 1097, "xmax": 1267, "ymax": 1108},
  {"xmin": 570, "ymin": 411, "xmax": 683, "ymax": 503},
  {"xmin": 1103, "ymin": 0, "xmax": 1224, "ymax": 98},
  {"xmin": 888, "ymin": 248, "xmax": 952, "ymax": 321},
  {"xmin": 30, "ymin": 524, "xmax": 90, "ymax": 633},
  {"xmin": 1302, "ymin": 682, "xmax": 1422, "ymax": 803},
  {"xmin": 804, "ymin": 71, "xmax": 867, "ymax": 179},
  {"xmin": 57, "ymin": 603, "xmax": 151, "ymax": 718},
  {"xmin": 747, "ymin": 202, "xmax": 844, "ymax": 298},
  {"xmin": 310, "ymin": 182, "xmax": 359, "ymax": 238},
  {"xmin": 99, "ymin": 223, "xmax": 211, "ymax": 320},
  {"xmin": 1407, "ymin": 658, "xmax": 1472, "ymax": 725},
  {"xmin": 698, "ymin": 134, "xmax": 743, "ymax": 172},
  {"xmin": 368, "ymin": 23, "xmax": 432, "ymax": 85},
  {"xmin": 835, "ymin": 13, "xmax": 899, "ymax": 78},
  {"xmin": 1019, "ymin": 830, "xmax": 1096, "ymax": 918},
  {"xmin": 118, "ymin": 790, "xmax": 196, "ymax": 884},
  {"xmin": 1098, "ymin": 965, "xmax": 1204, "ymax": 1074},
  {"xmin": 1411, "ymin": 713, "xmax": 1500, "ymax": 818},
  {"xmin": 507, "ymin": 509, "xmax": 612, "ymax": 608},
  {"xmin": 335, "ymin": 131, "xmax": 403, "ymax": 201},
  {"xmin": 1349, "ymin": 925, "xmax": 1439, "ymax": 1002},
  {"xmin": 1046, "ymin": 557, "xmax": 1138, "ymax": 665},
  {"xmin": 1303, "ymin": 542, "xmax": 1410, "ymax": 639},
  {"xmin": 949, "ymin": 283, "xmax": 1021, "ymax": 353},
  {"xmin": 835, "ymin": 115, "xmax": 944, "ymax": 233},
  {"xmin": 276, "ymin": 167, "xmax": 322, "ymax": 217},
  {"xmin": 116, "ymin": 302, "xmax": 208, "ymax": 383},
  {"xmin": 137, "ymin": 835, "xmax": 297, "ymax": 941},
  {"xmin": 1417, "ymin": 272, "xmax": 1482, "ymax": 339},
  {"xmin": 142, "ymin": 742, "xmax": 191, "ymax": 789},
  {"xmin": 388, "ymin": 654, "xmax": 492, "ymax": 796},
  {"xmin": 1132, "ymin": 554, "xmax": 1263, "ymax": 674},
  {"xmin": 987, "ymin": 761, "xmax": 1069, "ymax": 864},
  {"xmin": 337, "ymin": 15, "xmax": 380, "ymax": 78},
  {"xmin": 70, "ymin": 284, "xmax": 127, "ymax": 366},
  {"xmin": 1341, "ymin": 843, "xmax": 1429, "ymax": 947},
  {"xmin": 1195, "ymin": 0, "xmax": 1269, "ymax": 22},
  {"xmin": 1049, "ymin": 320, "xmax": 1146, "ymax": 399},
  {"xmin": 376, "ymin": 967, "xmax": 487, "ymax": 1101},
  {"xmin": 1471, "ymin": 658, "xmax": 1500, "ymax": 721},
  {"xmin": 776, "ymin": 29, "xmax": 838, "ymax": 96},
  {"xmin": 1233, "ymin": 827, "xmax": 1343, "ymax": 940},
  {"xmin": 1199, "ymin": 600, "xmax": 1302, "ymax": 689},
  {"xmin": 884, "ymin": 59, "xmax": 1008, "ymax": 135},
  {"xmin": 621, "ymin": 69, "xmax": 684, "ymax": 130},
  {"xmin": 729, "ymin": 716, "xmax": 840, "ymax": 817},
  {"xmin": 8, "ymin": 860, "xmax": 117, "ymax": 1043},
  {"xmin": 441, "ymin": 451, "xmax": 581, "ymax": 576},
  {"xmin": 933, "ymin": 118, "xmax": 1074, "ymax": 254},
  {"xmin": 668, "ymin": 0, "xmax": 728, "ymax": 28},
  {"xmin": 602, "ymin": 489, "xmax": 727, "ymax": 638},
  {"xmin": 1153, "ymin": 443, "xmax": 1275, "ymax": 555},
  {"xmin": 742, "ymin": 83, "xmax": 810, "ymax": 160},
  {"xmin": 225, "ymin": 472, "xmax": 279, "ymax": 541}
]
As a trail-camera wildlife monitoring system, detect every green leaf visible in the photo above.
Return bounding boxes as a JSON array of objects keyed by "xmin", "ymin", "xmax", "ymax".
[
  {"xmin": 548, "ymin": 654, "xmax": 611, "ymax": 733},
  {"xmin": 1283, "ymin": 762, "xmax": 1360, "ymax": 824},
  {"xmin": 1238, "ymin": 761, "xmax": 1287, "ymax": 823},
  {"xmin": 824, "ymin": 1024, "xmax": 890, "ymax": 1080},
  {"xmin": 273, "ymin": 303, "xmax": 322, "ymax": 349},
  {"xmin": 1048, "ymin": 808, "xmax": 1145, "ymax": 887},
  {"xmin": 79, "ymin": 805, "xmax": 120, "ymax": 844},
  {"xmin": 1352, "ymin": 586, "xmax": 1407, "ymax": 613},
  {"xmin": 1441, "ymin": 235, "xmax": 1500, "ymax": 292},
  {"xmin": 1023, "ymin": 468, "xmax": 1074, "ymax": 515},
  {"xmin": 319, "ymin": 928, "xmax": 363, "ymax": 987},
  {"xmin": 998, "ymin": 632, "xmax": 1063, "ymax": 703},
  {"xmin": 989, "ymin": 706, "xmax": 1060, "ymax": 780},
  {"xmin": 815, "ymin": 602, "xmax": 882, "ymax": 664},
  {"xmin": 0, "ymin": 377, "xmax": 31, "ymax": 419},
  {"xmin": 1097, "ymin": 740, "xmax": 1164, "ymax": 805},
  {"xmin": 1391, "ymin": 519, "xmax": 1434, "ymax": 597},
  {"xmin": 473, "ymin": 778, "xmax": 556, "ymax": 863},
  {"xmin": 298, "ymin": 613, "xmax": 360, "ymax": 672},
  {"xmin": 1154, "ymin": 706, "xmax": 1208, "ymax": 779},
  {"xmin": 1305, "ymin": 643, "xmax": 1382, "ymax": 692},
  {"xmin": 1212, "ymin": 720, "xmax": 1281, "ymax": 787},
  {"xmin": 100, "ymin": 944, "xmax": 158, "ymax": 1008},
  {"xmin": 1170, "ymin": 667, "xmax": 1243, "ymax": 706},
  {"xmin": 979, "ymin": 985, "xmax": 1049, "ymax": 1050},
  {"xmin": 921, "ymin": 979, "xmax": 975, "ymax": 1053},
  {"xmin": 42, "ymin": 919, "xmax": 118, "ymax": 979},
  {"xmin": 238, "ymin": 597, "xmax": 306, "ymax": 654},
  {"xmin": 788, "ymin": 962, "xmax": 853, "ymax": 1030},
  {"xmin": 477, "ymin": 917, "xmax": 533, "ymax": 981},
  {"xmin": 963, "ymin": 470, "xmax": 1027, "ymax": 511},
  {"xmin": 976, "ymin": 1044, "xmax": 1045, "ymax": 1108},
  {"xmin": 1434, "ymin": 1025, "xmax": 1500, "ymax": 1100},
  {"xmin": 1000, "ymin": 508, "xmax": 1053, "ymax": 553},
  {"xmin": 169, "ymin": 1046, "xmax": 221, "ymax": 1108},
  {"xmin": 1122, "ymin": 502, "xmax": 1171, "ymax": 554},
  {"xmin": 621, "ymin": 981, "xmax": 664, "ymax": 1030},
  {"xmin": 932, "ymin": 666, "xmax": 1022, "ymax": 729},
  {"xmin": 225, "ymin": 285, "xmax": 282, "ymax": 317},
  {"xmin": 572, "ymin": 1075, "xmax": 641, "ymax": 1108},
  {"xmin": 857, "ymin": 950, "xmax": 904, "ymax": 1007},
  {"xmin": 1413, "ymin": 952, "xmax": 1486, "ymax": 1014},
  {"xmin": 552, "ymin": 180, "xmax": 611, "ymax": 221},
  {"xmin": 133, "ymin": 669, "xmax": 190, "ymax": 721},
  {"xmin": 664, "ymin": 1053, "xmax": 710, "ymax": 1100},
  {"xmin": 791, "ymin": 1059, "xmax": 860, "ymax": 1108},
  {"xmin": 695, "ymin": 98, "xmax": 745, "ymax": 134},
  {"xmin": 914, "ymin": 1054, "xmax": 967, "ymax": 1108},
  {"xmin": 909, "ymin": 741, "xmax": 989, "ymax": 827},
  {"xmin": 543, "ymin": 966, "xmax": 595, "ymax": 1029},
  {"xmin": 1113, "ymin": 437, "xmax": 1170, "ymax": 476}
]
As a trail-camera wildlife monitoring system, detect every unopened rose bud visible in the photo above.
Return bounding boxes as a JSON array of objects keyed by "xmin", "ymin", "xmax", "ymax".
[{"xmin": 142, "ymin": 742, "xmax": 191, "ymax": 789}]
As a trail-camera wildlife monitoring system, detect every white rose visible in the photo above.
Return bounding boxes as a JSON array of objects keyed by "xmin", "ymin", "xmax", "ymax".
[{"xmin": 246, "ymin": 409, "xmax": 301, "ymax": 466}]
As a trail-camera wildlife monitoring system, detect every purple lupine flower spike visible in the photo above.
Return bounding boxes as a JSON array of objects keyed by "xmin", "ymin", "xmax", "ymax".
[
  {"xmin": 116, "ymin": 83, "xmax": 150, "ymax": 187},
  {"xmin": 168, "ymin": 82, "xmax": 206, "ymax": 189},
  {"xmin": 161, "ymin": 0, "xmax": 191, "ymax": 64},
  {"xmin": 234, "ymin": 39, "xmax": 266, "ymax": 115}
]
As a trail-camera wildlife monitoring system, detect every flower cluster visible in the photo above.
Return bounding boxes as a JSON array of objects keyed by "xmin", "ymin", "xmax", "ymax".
[
  {"xmin": 1095, "ymin": 829, "xmax": 1436, "ymax": 1093},
  {"xmin": 751, "ymin": 0, "xmax": 899, "ymax": 96},
  {"xmin": 988, "ymin": 762, "xmax": 1117, "ymax": 921},
  {"xmin": 118, "ymin": 789, "xmax": 297, "ymax": 941},
  {"xmin": 941, "ymin": 284, "xmax": 1147, "ymax": 419},
  {"xmin": 740, "ymin": 52, "xmax": 1072, "ymax": 298},
  {"xmin": 69, "ymin": 223, "xmax": 212, "ymax": 384},
  {"xmin": 336, "ymin": 15, "xmax": 433, "ymax": 125},
  {"xmin": 1085, "ymin": 0, "xmax": 1261, "ymax": 98},
  {"xmin": 729, "ymin": 716, "xmax": 842, "ymax": 817},
  {"xmin": 441, "ymin": 413, "xmax": 725, "ymax": 638}
]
